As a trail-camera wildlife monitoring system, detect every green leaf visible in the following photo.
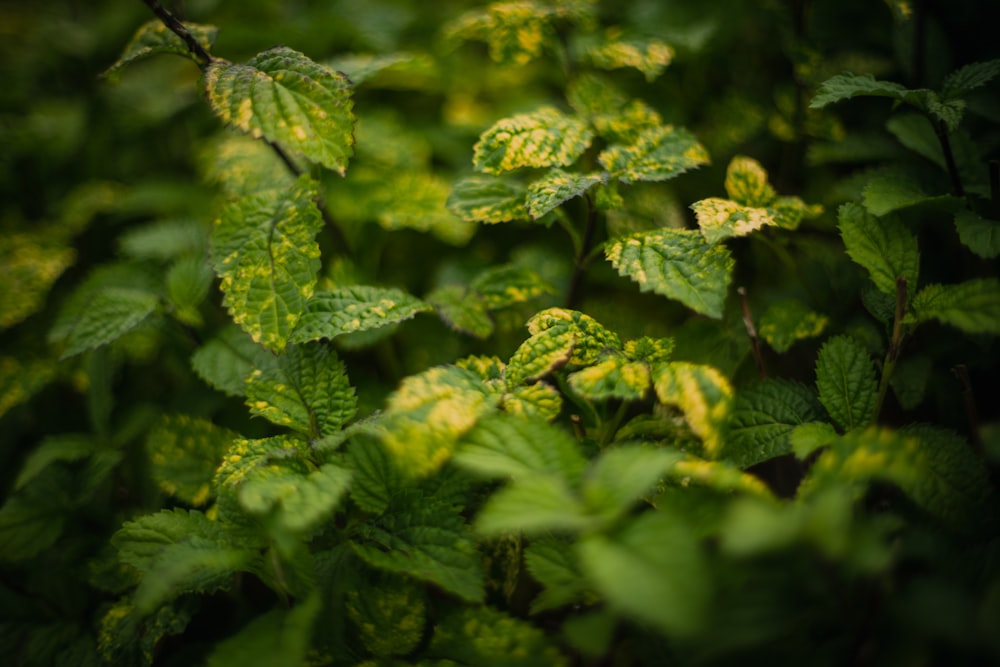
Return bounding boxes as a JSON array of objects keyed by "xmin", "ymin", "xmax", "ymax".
[
  {"xmin": 206, "ymin": 595, "xmax": 320, "ymax": 667},
  {"xmin": 500, "ymin": 382, "xmax": 563, "ymax": 421},
  {"xmin": 351, "ymin": 508, "xmax": 484, "ymax": 603},
  {"xmin": 290, "ymin": 285, "xmax": 430, "ymax": 343},
  {"xmin": 577, "ymin": 511, "xmax": 710, "ymax": 638},
  {"xmin": 475, "ymin": 475, "xmax": 590, "ymax": 535},
  {"xmin": 134, "ymin": 542, "xmax": 258, "ymax": 614},
  {"xmin": 809, "ymin": 72, "xmax": 910, "ymax": 108},
  {"xmin": 429, "ymin": 604, "xmax": 569, "ymax": 666},
  {"xmin": 190, "ymin": 325, "xmax": 260, "ymax": 397},
  {"xmin": 654, "ymin": 362, "xmax": 733, "ymax": 456},
  {"xmin": 0, "ymin": 231, "xmax": 76, "ymax": 330},
  {"xmin": 506, "ymin": 308, "xmax": 621, "ymax": 385},
  {"xmin": 166, "ymin": 255, "xmax": 212, "ymax": 324},
  {"xmin": 210, "ymin": 174, "xmax": 322, "ymax": 351},
  {"xmin": 104, "ymin": 20, "xmax": 218, "ymax": 78},
  {"xmin": 370, "ymin": 170, "xmax": 477, "ymax": 245},
  {"xmin": 112, "ymin": 508, "xmax": 224, "ymax": 571},
  {"xmin": 428, "ymin": 285, "xmax": 494, "ymax": 338},
  {"xmin": 954, "ymin": 209, "xmax": 1000, "ymax": 259},
  {"xmin": 447, "ymin": 175, "xmax": 529, "ymax": 224},
  {"xmin": 0, "ymin": 355, "xmax": 57, "ymax": 419},
  {"xmin": 99, "ymin": 598, "xmax": 195, "ymax": 667},
  {"xmin": 377, "ymin": 365, "xmax": 491, "ymax": 476},
  {"xmin": 199, "ymin": 133, "xmax": 294, "ymax": 198},
  {"xmin": 861, "ymin": 167, "xmax": 954, "ymax": 216},
  {"xmin": 758, "ymin": 299, "xmax": 829, "ymax": 353},
  {"xmin": 942, "ymin": 58, "xmax": 1000, "ymax": 97},
  {"xmin": 455, "ymin": 414, "xmax": 587, "ymax": 483},
  {"xmin": 473, "ymin": 107, "xmax": 593, "ymax": 175},
  {"xmin": 790, "ymin": 421, "xmax": 839, "ymax": 459},
  {"xmin": 838, "ymin": 202, "xmax": 919, "ymax": 296},
  {"xmin": 605, "ymin": 228, "xmax": 734, "ymax": 318},
  {"xmin": 213, "ymin": 436, "xmax": 312, "ymax": 522},
  {"xmin": 587, "ymin": 33, "xmax": 674, "ymax": 82},
  {"xmin": 692, "ymin": 198, "xmax": 779, "ymax": 244},
  {"xmin": 526, "ymin": 169, "xmax": 605, "ymax": 219},
  {"xmin": 203, "ymin": 46, "xmax": 355, "ymax": 174},
  {"xmin": 244, "ymin": 342, "xmax": 356, "ymax": 438},
  {"xmin": 524, "ymin": 538, "xmax": 588, "ymax": 613},
  {"xmin": 60, "ymin": 287, "xmax": 160, "ymax": 359},
  {"xmin": 0, "ymin": 494, "xmax": 66, "ymax": 562},
  {"xmin": 346, "ymin": 434, "xmax": 405, "ymax": 514},
  {"xmin": 147, "ymin": 416, "xmax": 237, "ymax": 506},
  {"xmin": 724, "ymin": 380, "xmax": 825, "ymax": 468},
  {"xmin": 469, "ymin": 264, "xmax": 554, "ymax": 309},
  {"xmin": 238, "ymin": 463, "xmax": 351, "ymax": 534},
  {"xmin": 598, "ymin": 124, "xmax": 709, "ymax": 183},
  {"xmin": 889, "ymin": 355, "xmax": 932, "ymax": 410},
  {"xmin": 909, "ymin": 278, "xmax": 1000, "ymax": 334},
  {"xmin": 567, "ymin": 354, "xmax": 652, "ymax": 401},
  {"xmin": 346, "ymin": 575, "xmax": 427, "ymax": 658},
  {"xmin": 724, "ymin": 155, "xmax": 776, "ymax": 207},
  {"xmin": 815, "ymin": 335, "xmax": 878, "ymax": 431},
  {"xmin": 582, "ymin": 446, "xmax": 684, "ymax": 523},
  {"xmin": 13, "ymin": 434, "xmax": 96, "ymax": 491},
  {"xmin": 886, "ymin": 113, "xmax": 945, "ymax": 167}
]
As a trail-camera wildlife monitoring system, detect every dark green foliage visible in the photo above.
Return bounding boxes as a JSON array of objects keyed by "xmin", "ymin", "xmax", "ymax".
[{"xmin": 2, "ymin": 0, "xmax": 999, "ymax": 665}]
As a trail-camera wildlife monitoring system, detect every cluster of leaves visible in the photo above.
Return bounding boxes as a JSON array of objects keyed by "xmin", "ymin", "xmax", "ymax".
[{"xmin": 2, "ymin": 0, "xmax": 999, "ymax": 665}]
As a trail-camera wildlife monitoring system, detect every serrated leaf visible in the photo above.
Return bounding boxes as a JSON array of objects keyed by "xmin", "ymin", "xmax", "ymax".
[
  {"xmin": 500, "ymin": 382, "xmax": 563, "ymax": 421},
  {"xmin": 692, "ymin": 198, "xmax": 778, "ymax": 244},
  {"xmin": 447, "ymin": 175, "xmax": 529, "ymax": 224},
  {"xmin": 815, "ymin": 335, "xmax": 878, "ymax": 431},
  {"xmin": 112, "ymin": 508, "xmax": 223, "ymax": 572},
  {"xmin": 469, "ymin": 264, "xmax": 553, "ymax": 309},
  {"xmin": 506, "ymin": 308, "xmax": 620, "ymax": 384},
  {"xmin": 99, "ymin": 598, "xmax": 194, "ymax": 667},
  {"xmin": 624, "ymin": 336, "xmax": 674, "ymax": 364},
  {"xmin": 190, "ymin": 325, "xmax": 260, "ymax": 397},
  {"xmin": 238, "ymin": 463, "xmax": 351, "ymax": 534},
  {"xmin": 606, "ymin": 228, "xmax": 734, "ymax": 319},
  {"xmin": 567, "ymin": 354, "xmax": 651, "ymax": 401},
  {"xmin": 758, "ymin": 299, "xmax": 829, "ymax": 353},
  {"xmin": 429, "ymin": 604, "xmax": 569, "ymax": 667},
  {"xmin": 838, "ymin": 202, "xmax": 919, "ymax": 296},
  {"xmin": 104, "ymin": 20, "xmax": 218, "ymax": 78},
  {"xmin": 666, "ymin": 454, "xmax": 775, "ymax": 499},
  {"xmin": 475, "ymin": 475, "xmax": 590, "ymax": 535},
  {"xmin": 654, "ymin": 362, "xmax": 733, "ymax": 457},
  {"xmin": 588, "ymin": 33, "xmax": 674, "ymax": 82},
  {"xmin": 593, "ymin": 98, "xmax": 664, "ymax": 145},
  {"xmin": 166, "ymin": 255, "xmax": 212, "ymax": 322},
  {"xmin": 473, "ymin": 107, "xmax": 593, "ymax": 175},
  {"xmin": 942, "ymin": 58, "xmax": 1000, "ymax": 97},
  {"xmin": 371, "ymin": 170, "xmax": 476, "ymax": 245},
  {"xmin": 524, "ymin": 538, "xmax": 588, "ymax": 613},
  {"xmin": 567, "ymin": 72, "xmax": 629, "ymax": 121},
  {"xmin": 428, "ymin": 285, "xmax": 494, "ymax": 338},
  {"xmin": 577, "ymin": 511, "xmax": 710, "ymax": 638},
  {"xmin": 199, "ymin": 132, "xmax": 294, "ymax": 197},
  {"xmin": 244, "ymin": 342, "xmax": 356, "ymax": 438},
  {"xmin": 954, "ymin": 209, "xmax": 1000, "ymax": 259},
  {"xmin": 455, "ymin": 414, "xmax": 587, "ymax": 483},
  {"xmin": 290, "ymin": 285, "xmax": 430, "ymax": 343},
  {"xmin": 203, "ymin": 46, "xmax": 355, "ymax": 174},
  {"xmin": 790, "ymin": 421, "xmax": 839, "ymax": 459},
  {"xmin": 526, "ymin": 169, "xmax": 605, "ymax": 219},
  {"xmin": 377, "ymin": 365, "xmax": 491, "ymax": 476},
  {"xmin": 861, "ymin": 168, "xmax": 954, "ymax": 216},
  {"xmin": 0, "ymin": 494, "xmax": 66, "ymax": 562},
  {"xmin": 724, "ymin": 155, "xmax": 775, "ymax": 207},
  {"xmin": 351, "ymin": 507, "xmax": 484, "ymax": 602},
  {"xmin": 582, "ymin": 446, "xmax": 683, "ymax": 523},
  {"xmin": 810, "ymin": 72, "xmax": 910, "ymax": 108},
  {"xmin": 147, "ymin": 416, "xmax": 237, "ymax": 506},
  {"xmin": 909, "ymin": 279, "xmax": 1000, "ymax": 334},
  {"xmin": 60, "ymin": 287, "xmax": 160, "ymax": 359},
  {"xmin": 1, "ymin": 231, "xmax": 75, "ymax": 330},
  {"xmin": 210, "ymin": 174, "xmax": 322, "ymax": 351},
  {"xmin": 13, "ymin": 435, "xmax": 96, "ymax": 491},
  {"xmin": 134, "ymin": 542, "xmax": 258, "ymax": 614},
  {"xmin": 346, "ymin": 575, "xmax": 427, "ymax": 658},
  {"xmin": 213, "ymin": 436, "xmax": 312, "ymax": 521},
  {"xmin": 346, "ymin": 434, "xmax": 405, "ymax": 514},
  {"xmin": 599, "ymin": 124, "xmax": 709, "ymax": 183},
  {"xmin": 206, "ymin": 595, "xmax": 320, "ymax": 667},
  {"xmin": 724, "ymin": 379, "xmax": 825, "ymax": 468}
]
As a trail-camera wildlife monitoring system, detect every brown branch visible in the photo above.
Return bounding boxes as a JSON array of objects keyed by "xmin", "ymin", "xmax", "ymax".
[
  {"xmin": 141, "ymin": 0, "xmax": 214, "ymax": 68},
  {"xmin": 952, "ymin": 365, "xmax": 984, "ymax": 456},
  {"xmin": 738, "ymin": 287, "xmax": 766, "ymax": 378}
]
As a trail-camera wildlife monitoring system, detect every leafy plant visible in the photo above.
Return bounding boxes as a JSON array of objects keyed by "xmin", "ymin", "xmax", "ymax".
[{"xmin": 2, "ymin": 0, "xmax": 999, "ymax": 665}]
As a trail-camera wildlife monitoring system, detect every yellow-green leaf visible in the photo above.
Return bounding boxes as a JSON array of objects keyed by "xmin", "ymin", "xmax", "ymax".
[
  {"xmin": 758, "ymin": 299, "xmax": 829, "ymax": 353},
  {"xmin": 104, "ymin": 20, "xmax": 218, "ymax": 79},
  {"xmin": 598, "ymin": 124, "xmax": 709, "ymax": 183},
  {"xmin": 567, "ymin": 354, "xmax": 651, "ymax": 401},
  {"xmin": 692, "ymin": 197, "xmax": 777, "ymax": 244},
  {"xmin": 448, "ymin": 175, "xmax": 529, "ymax": 224},
  {"xmin": 653, "ymin": 362, "xmax": 733, "ymax": 457},
  {"xmin": 723, "ymin": 155, "xmax": 775, "ymax": 207},
  {"xmin": 473, "ymin": 107, "xmax": 593, "ymax": 175},
  {"xmin": 526, "ymin": 169, "xmax": 605, "ymax": 219},
  {"xmin": 291, "ymin": 285, "xmax": 431, "ymax": 343},
  {"xmin": 0, "ymin": 231, "xmax": 75, "ymax": 330},
  {"xmin": 588, "ymin": 32, "xmax": 674, "ymax": 82}
]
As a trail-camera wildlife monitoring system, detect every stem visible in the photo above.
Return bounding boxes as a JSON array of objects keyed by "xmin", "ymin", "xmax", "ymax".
[
  {"xmin": 873, "ymin": 276, "xmax": 908, "ymax": 422},
  {"xmin": 951, "ymin": 365, "xmax": 984, "ymax": 456},
  {"xmin": 990, "ymin": 160, "xmax": 999, "ymax": 218},
  {"xmin": 140, "ymin": 0, "xmax": 213, "ymax": 68},
  {"xmin": 934, "ymin": 119, "xmax": 966, "ymax": 198},
  {"xmin": 565, "ymin": 196, "xmax": 598, "ymax": 309},
  {"xmin": 737, "ymin": 287, "xmax": 767, "ymax": 378}
]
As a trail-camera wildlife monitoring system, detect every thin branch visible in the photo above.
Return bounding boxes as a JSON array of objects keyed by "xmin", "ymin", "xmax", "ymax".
[
  {"xmin": 951, "ymin": 365, "xmax": 984, "ymax": 456},
  {"xmin": 565, "ymin": 196, "xmax": 598, "ymax": 309},
  {"xmin": 873, "ymin": 276, "xmax": 908, "ymax": 421},
  {"xmin": 737, "ymin": 287, "xmax": 767, "ymax": 378},
  {"xmin": 990, "ymin": 160, "xmax": 999, "ymax": 218},
  {"xmin": 141, "ymin": 0, "xmax": 214, "ymax": 68},
  {"xmin": 934, "ymin": 119, "xmax": 966, "ymax": 198}
]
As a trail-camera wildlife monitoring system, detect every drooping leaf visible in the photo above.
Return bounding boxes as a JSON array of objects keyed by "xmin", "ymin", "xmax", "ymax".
[
  {"xmin": 429, "ymin": 604, "xmax": 569, "ymax": 667},
  {"xmin": 290, "ymin": 285, "xmax": 430, "ymax": 343},
  {"xmin": 205, "ymin": 595, "xmax": 321, "ymax": 667},
  {"xmin": 605, "ymin": 228, "xmax": 734, "ymax": 318},
  {"xmin": 838, "ymin": 202, "xmax": 919, "ymax": 297},
  {"xmin": 942, "ymin": 58, "xmax": 1000, "ymax": 97},
  {"xmin": 577, "ymin": 510, "xmax": 710, "ymax": 638},
  {"xmin": 473, "ymin": 107, "xmax": 593, "ymax": 175},
  {"xmin": 526, "ymin": 169, "xmax": 605, "ymax": 219},
  {"xmin": 147, "ymin": 416, "xmax": 237, "ymax": 506},
  {"xmin": 203, "ymin": 46, "xmax": 355, "ymax": 174},
  {"xmin": 861, "ymin": 168, "xmax": 954, "ymax": 216},
  {"xmin": 469, "ymin": 264, "xmax": 554, "ymax": 309},
  {"xmin": 428, "ymin": 285, "xmax": 494, "ymax": 338},
  {"xmin": 815, "ymin": 335, "xmax": 878, "ymax": 431},
  {"xmin": 447, "ymin": 175, "xmax": 529, "ymax": 224},
  {"xmin": 599, "ymin": 124, "xmax": 709, "ymax": 183},
  {"xmin": 567, "ymin": 354, "xmax": 651, "ymax": 401},
  {"xmin": 724, "ymin": 379, "xmax": 825, "ymax": 468},
  {"xmin": 581, "ymin": 446, "xmax": 683, "ymax": 523},
  {"xmin": 455, "ymin": 414, "xmax": 587, "ymax": 483},
  {"xmin": 0, "ymin": 231, "xmax": 76, "ymax": 330},
  {"xmin": 758, "ymin": 299, "xmax": 829, "ymax": 353},
  {"xmin": 954, "ymin": 209, "xmax": 1000, "ymax": 259},
  {"xmin": 59, "ymin": 287, "xmax": 160, "ymax": 359},
  {"xmin": 210, "ymin": 174, "xmax": 322, "ymax": 351},
  {"xmin": 244, "ymin": 342, "xmax": 356, "ymax": 438},
  {"xmin": 134, "ymin": 542, "xmax": 259, "ymax": 614},
  {"xmin": 653, "ymin": 362, "xmax": 733, "ymax": 457},
  {"xmin": 238, "ymin": 463, "xmax": 351, "ymax": 534},
  {"xmin": 351, "ymin": 507, "xmax": 484, "ymax": 603},
  {"xmin": 692, "ymin": 197, "xmax": 778, "ymax": 244},
  {"xmin": 190, "ymin": 325, "xmax": 261, "ymax": 397},
  {"xmin": 810, "ymin": 73, "xmax": 910, "ymax": 108},
  {"xmin": 587, "ymin": 32, "xmax": 674, "ymax": 82},
  {"xmin": 524, "ymin": 538, "xmax": 588, "ymax": 613},
  {"xmin": 104, "ymin": 20, "xmax": 218, "ymax": 78},
  {"xmin": 908, "ymin": 278, "xmax": 1000, "ymax": 335},
  {"xmin": 13, "ymin": 434, "xmax": 96, "ymax": 491},
  {"xmin": 475, "ymin": 474, "xmax": 590, "ymax": 535}
]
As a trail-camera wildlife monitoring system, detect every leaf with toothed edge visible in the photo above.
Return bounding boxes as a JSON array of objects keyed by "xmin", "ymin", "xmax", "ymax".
[
  {"xmin": 291, "ymin": 285, "xmax": 431, "ymax": 343},
  {"xmin": 104, "ymin": 20, "xmax": 218, "ymax": 78}
]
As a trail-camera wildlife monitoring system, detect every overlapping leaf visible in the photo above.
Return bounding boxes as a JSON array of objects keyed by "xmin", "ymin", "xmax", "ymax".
[
  {"xmin": 59, "ymin": 287, "xmax": 160, "ymax": 359},
  {"xmin": 204, "ymin": 46, "xmax": 355, "ymax": 174},
  {"xmin": 724, "ymin": 379, "xmax": 824, "ymax": 468},
  {"xmin": 290, "ymin": 285, "xmax": 430, "ymax": 343},
  {"xmin": 605, "ymin": 228, "xmax": 734, "ymax": 318},
  {"xmin": 908, "ymin": 278, "xmax": 1000, "ymax": 335},
  {"xmin": 104, "ymin": 20, "xmax": 218, "ymax": 78},
  {"xmin": 838, "ymin": 202, "xmax": 919, "ymax": 296},
  {"xmin": 473, "ymin": 107, "xmax": 593, "ymax": 175},
  {"xmin": 429, "ymin": 605, "xmax": 568, "ymax": 666},
  {"xmin": 147, "ymin": 416, "xmax": 237, "ymax": 506},
  {"xmin": 190, "ymin": 325, "xmax": 261, "ymax": 397},
  {"xmin": 815, "ymin": 335, "xmax": 878, "ymax": 431},
  {"xmin": 238, "ymin": 463, "xmax": 351, "ymax": 534},
  {"xmin": 506, "ymin": 308, "xmax": 621, "ymax": 385},
  {"xmin": 758, "ymin": 299, "xmax": 829, "ymax": 353},
  {"xmin": 599, "ymin": 124, "xmax": 709, "ymax": 183},
  {"xmin": 954, "ymin": 209, "xmax": 1000, "ymax": 259},
  {"xmin": 210, "ymin": 174, "xmax": 322, "ymax": 351},
  {"xmin": 581, "ymin": 446, "xmax": 683, "ymax": 523},
  {"xmin": 447, "ymin": 175, "xmax": 529, "ymax": 224},
  {"xmin": 526, "ymin": 170, "xmax": 605, "ymax": 219},
  {"xmin": 587, "ymin": 33, "xmax": 674, "ymax": 81},
  {"xmin": 653, "ymin": 362, "xmax": 733, "ymax": 457},
  {"xmin": 455, "ymin": 414, "xmax": 587, "ymax": 483}
]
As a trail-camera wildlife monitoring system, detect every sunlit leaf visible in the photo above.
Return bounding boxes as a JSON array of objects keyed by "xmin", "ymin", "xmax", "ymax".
[
  {"xmin": 448, "ymin": 175, "xmax": 529, "ymax": 224},
  {"xmin": 908, "ymin": 278, "xmax": 1000, "ymax": 335},
  {"xmin": 104, "ymin": 20, "xmax": 218, "ymax": 78},
  {"xmin": 599, "ymin": 124, "xmax": 709, "ymax": 183},
  {"xmin": 473, "ymin": 107, "xmax": 593, "ymax": 175},
  {"xmin": 653, "ymin": 362, "xmax": 733, "ymax": 457},
  {"xmin": 204, "ymin": 46, "xmax": 355, "ymax": 174},
  {"xmin": 605, "ymin": 228, "xmax": 734, "ymax": 318},
  {"xmin": 815, "ymin": 335, "xmax": 878, "ymax": 431},
  {"xmin": 587, "ymin": 32, "xmax": 674, "ymax": 81},
  {"xmin": 692, "ymin": 197, "xmax": 777, "ymax": 244},
  {"xmin": 724, "ymin": 155, "xmax": 775, "ymax": 207},
  {"xmin": 290, "ymin": 285, "xmax": 431, "ymax": 343},
  {"xmin": 526, "ymin": 169, "xmax": 605, "ymax": 219},
  {"xmin": 838, "ymin": 202, "xmax": 919, "ymax": 297}
]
